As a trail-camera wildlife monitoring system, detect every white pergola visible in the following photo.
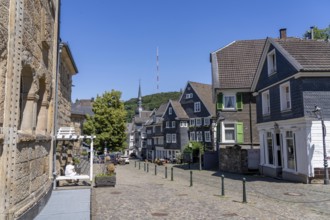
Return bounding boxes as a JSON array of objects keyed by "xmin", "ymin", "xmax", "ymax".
[{"xmin": 56, "ymin": 127, "xmax": 96, "ymax": 182}]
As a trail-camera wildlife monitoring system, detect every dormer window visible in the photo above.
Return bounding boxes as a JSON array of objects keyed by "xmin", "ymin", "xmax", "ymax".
[{"xmin": 267, "ymin": 49, "xmax": 277, "ymax": 75}]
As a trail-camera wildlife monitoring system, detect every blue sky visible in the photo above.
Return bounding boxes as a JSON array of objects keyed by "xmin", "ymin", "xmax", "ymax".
[{"xmin": 61, "ymin": 0, "xmax": 330, "ymax": 101}]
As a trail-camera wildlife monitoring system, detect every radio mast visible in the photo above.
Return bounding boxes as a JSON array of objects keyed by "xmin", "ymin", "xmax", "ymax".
[{"xmin": 156, "ymin": 47, "xmax": 159, "ymax": 91}]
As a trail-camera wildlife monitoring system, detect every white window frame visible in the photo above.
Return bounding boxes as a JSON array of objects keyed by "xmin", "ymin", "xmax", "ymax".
[
  {"xmin": 166, "ymin": 134, "xmax": 172, "ymax": 143},
  {"xmin": 172, "ymin": 134, "xmax": 177, "ymax": 143},
  {"xmin": 262, "ymin": 90, "xmax": 270, "ymax": 115},
  {"xmin": 185, "ymin": 93, "xmax": 193, "ymax": 99},
  {"xmin": 190, "ymin": 118, "xmax": 195, "ymax": 127},
  {"xmin": 266, "ymin": 132, "xmax": 274, "ymax": 165},
  {"xmin": 204, "ymin": 131, "xmax": 211, "ymax": 142},
  {"xmin": 223, "ymin": 94, "xmax": 236, "ymax": 110},
  {"xmin": 267, "ymin": 49, "xmax": 277, "ymax": 75},
  {"xmin": 280, "ymin": 82, "xmax": 291, "ymax": 111},
  {"xmin": 196, "ymin": 131, "xmax": 203, "ymax": 142},
  {"xmin": 190, "ymin": 132, "xmax": 195, "ymax": 141},
  {"xmin": 222, "ymin": 122, "xmax": 236, "ymax": 143},
  {"xmin": 172, "ymin": 121, "xmax": 176, "ymax": 128},
  {"xmin": 166, "ymin": 121, "xmax": 170, "ymax": 128},
  {"xmin": 204, "ymin": 118, "xmax": 210, "ymax": 126},
  {"xmin": 169, "ymin": 107, "xmax": 172, "ymax": 115},
  {"xmin": 180, "ymin": 121, "xmax": 187, "ymax": 127},
  {"xmin": 285, "ymin": 131, "xmax": 296, "ymax": 170},
  {"xmin": 194, "ymin": 102, "xmax": 201, "ymax": 112},
  {"xmin": 196, "ymin": 118, "xmax": 202, "ymax": 127}
]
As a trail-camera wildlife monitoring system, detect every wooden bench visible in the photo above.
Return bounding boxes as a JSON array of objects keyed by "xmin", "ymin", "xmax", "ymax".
[{"xmin": 56, "ymin": 175, "xmax": 90, "ymax": 186}]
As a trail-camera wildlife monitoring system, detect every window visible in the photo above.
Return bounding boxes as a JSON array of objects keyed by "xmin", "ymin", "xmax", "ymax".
[
  {"xmin": 286, "ymin": 131, "xmax": 296, "ymax": 170},
  {"xmin": 166, "ymin": 134, "xmax": 172, "ymax": 143},
  {"xmin": 204, "ymin": 131, "xmax": 211, "ymax": 142},
  {"xmin": 196, "ymin": 118, "xmax": 202, "ymax": 127},
  {"xmin": 223, "ymin": 123, "xmax": 235, "ymax": 142},
  {"xmin": 147, "ymin": 129, "xmax": 152, "ymax": 134},
  {"xmin": 180, "ymin": 121, "xmax": 188, "ymax": 127},
  {"xmin": 190, "ymin": 132, "xmax": 195, "ymax": 141},
  {"xmin": 196, "ymin": 131, "xmax": 203, "ymax": 142},
  {"xmin": 190, "ymin": 119, "xmax": 195, "ymax": 127},
  {"xmin": 262, "ymin": 90, "xmax": 270, "ymax": 115},
  {"xmin": 172, "ymin": 121, "xmax": 176, "ymax": 128},
  {"xmin": 204, "ymin": 118, "xmax": 210, "ymax": 126},
  {"xmin": 194, "ymin": 102, "xmax": 201, "ymax": 112},
  {"xmin": 169, "ymin": 107, "xmax": 172, "ymax": 115},
  {"xmin": 223, "ymin": 95, "xmax": 236, "ymax": 110},
  {"xmin": 166, "ymin": 121, "xmax": 170, "ymax": 128},
  {"xmin": 267, "ymin": 49, "xmax": 277, "ymax": 75},
  {"xmin": 147, "ymin": 139, "xmax": 152, "ymax": 145},
  {"xmin": 280, "ymin": 82, "xmax": 291, "ymax": 111},
  {"xmin": 186, "ymin": 93, "xmax": 193, "ymax": 99},
  {"xmin": 172, "ymin": 134, "xmax": 177, "ymax": 143},
  {"xmin": 153, "ymin": 126, "xmax": 155, "ymax": 133},
  {"xmin": 266, "ymin": 132, "xmax": 274, "ymax": 165}
]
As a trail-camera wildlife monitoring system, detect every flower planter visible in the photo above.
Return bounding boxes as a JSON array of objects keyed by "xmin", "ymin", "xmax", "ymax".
[{"xmin": 95, "ymin": 175, "xmax": 116, "ymax": 187}]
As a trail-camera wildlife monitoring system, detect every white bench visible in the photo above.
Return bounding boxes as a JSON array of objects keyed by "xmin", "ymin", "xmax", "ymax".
[{"xmin": 56, "ymin": 175, "xmax": 90, "ymax": 186}]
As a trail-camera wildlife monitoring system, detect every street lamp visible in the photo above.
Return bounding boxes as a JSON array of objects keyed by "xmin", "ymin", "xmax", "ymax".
[{"xmin": 312, "ymin": 105, "xmax": 329, "ymax": 185}]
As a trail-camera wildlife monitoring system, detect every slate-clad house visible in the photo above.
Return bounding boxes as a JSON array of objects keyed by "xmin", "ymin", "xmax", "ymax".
[
  {"xmin": 210, "ymin": 39, "xmax": 264, "ymax": 172},
  {"xmin": 179, "ymin": 81, "xmax": 216, "ymax": 151},
  {"xmin": 145, "ymin": 103, "xmax": 167, "ymax": 161},
  {"xmin": 162, "ymin": 100, "xmax": 190, "ymax": 160},
  {"xmin": 251, "ymin": 30, "xmax": 330, "ymax": 183}
]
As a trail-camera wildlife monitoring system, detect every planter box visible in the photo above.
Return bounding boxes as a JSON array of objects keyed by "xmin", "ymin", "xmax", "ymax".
[{"xmin": 95, "ymin": 175, "xmax": 116, "ymax": 187}]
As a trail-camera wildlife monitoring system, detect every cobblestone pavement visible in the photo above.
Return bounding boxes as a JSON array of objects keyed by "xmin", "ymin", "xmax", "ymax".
[{"xmin": 91, "ymin": 161, "xmax": 330, "ymax": 220}]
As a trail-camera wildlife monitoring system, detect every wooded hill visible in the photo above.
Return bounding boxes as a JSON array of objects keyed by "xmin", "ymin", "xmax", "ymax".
[{"xmin": 124, "ymin": 91, "xmax": 182, "ymax": 122}]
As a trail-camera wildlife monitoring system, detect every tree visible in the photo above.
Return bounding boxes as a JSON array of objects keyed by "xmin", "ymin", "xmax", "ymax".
[
  {"xmin": 184, "ymin": 141, "xmax": 204, "ymax": 170},
  {"xmin": 83, "ymin": 90, "xmax": 127, "ymax": 153},
  {"xmin": 303, "ymin": 26, "xmax": 330, "ymax": 40}
]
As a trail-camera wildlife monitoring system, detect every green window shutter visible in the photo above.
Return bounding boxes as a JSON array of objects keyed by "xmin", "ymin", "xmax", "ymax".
[
  {"xmin": 236, "ymin": 122, "xmax": 244, "ymax": 144},
  {"xmin": 216, "ymin": 93, "xmax": 223, "ymax": 110},
  {"xmin": 236, "ymin": 93, "xmax": 243, "ymax": 111}
]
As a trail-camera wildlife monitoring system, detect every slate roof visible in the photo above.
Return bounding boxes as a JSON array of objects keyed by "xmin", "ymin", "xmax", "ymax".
[
  {"xmin": 133, "ymin": 110, "xmax": 152, "ymax": 124},
  {"xmin": 71, "ymin": 99, "xmax": 94, "ymax": 116},
  {"xmin": 170, "ymin": 100, "xmax": 189, "ymax": 120},
  {"xmin": 212, "ymin": 39, "xmax": 265, "ymax": 89},
  {"xmin": 274, "ymin": 38, "xmax": 330, "ymax": 71},
  {"xmin": 189, "ymin": 81, "xmax": 215, "ymax": 117}
]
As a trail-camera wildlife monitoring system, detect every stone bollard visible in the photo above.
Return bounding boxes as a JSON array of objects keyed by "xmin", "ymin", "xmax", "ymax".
[
  {"xmin": 144, "ymin": 162, "xmax": 146, "ymax": 171},
  {"xmin": 147, "ymin": 163, "xmax": 149, "ymax": 172},
  {"xmin": 190, "ymin": 171, "xmax": 193, "ymax": 187},
  {"xmin": 155, "ymin": 165, "xmax": 157, "ymax": 175},
  {"xmin": 171, "ymin": 167, "xmax": 174, "ymax": 181},
  {"xmin": 135, "ymin": 161, "xmax": 136, "ymax": 167},
  {"xmin": 242, "ymin": 178, "xmax": 247, "ymax": 203},
  {"xmin": 165, "ymin": 166, "xmax": 167, "ymax": 179},
  {"xmin": 221, "ymin": 174, "xmax": 225, "ymax": 196}
]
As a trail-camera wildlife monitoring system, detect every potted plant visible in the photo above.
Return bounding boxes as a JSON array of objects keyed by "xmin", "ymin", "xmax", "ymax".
[{"xmin": 95, "ymin": 161, "xmax": 116, "ymax": 187}]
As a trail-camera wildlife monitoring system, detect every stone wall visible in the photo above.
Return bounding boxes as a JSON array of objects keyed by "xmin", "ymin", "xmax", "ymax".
[{"xmin": 219, "ymin": 145, "xmax": 248, "ymax": 173}]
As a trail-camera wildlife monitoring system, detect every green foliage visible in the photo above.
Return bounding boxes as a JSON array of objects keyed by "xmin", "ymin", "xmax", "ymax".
[
  {"xmin": 303, "ymin": 26, "xmax": 330, "ymax": 40},
  {"xmin": 83, "ymin": 90, "xmax": 127, "ymax": 152},
  {"xmin": 124, "ymin": 91, "xmax": 182, "ymax": 122},
  {"xmin": 184, "ymin": 141, "xmax": 204, "ymax": 156}
]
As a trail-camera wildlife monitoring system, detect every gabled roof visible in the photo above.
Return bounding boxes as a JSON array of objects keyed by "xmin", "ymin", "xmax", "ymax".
[
  {"xmin": 211, "ymin": 39, "xmax": 265, "ymax": 90},
  {"xmin": 155, "ymin": 103, "xmax": 167, "ymax": 117},
  {"xmin": 188, "ymin": 81, "xmax": 215, "ymax": 117},
  {"xmin": 252, "ymin": 38, "xmax": 330, "ymax": 91},
  {"xmin": 164, "ymin": 100, "xmax": 189, "ymax": 120}
]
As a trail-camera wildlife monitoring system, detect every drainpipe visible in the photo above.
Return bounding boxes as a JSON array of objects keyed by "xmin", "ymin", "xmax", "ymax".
[
  {"xmin": 52, "ymin": 0, "xmax": 62, "ymax": 190},
  {"xmin": 249, "ymin": 93, "xmax": 253, "ymax": 149}
]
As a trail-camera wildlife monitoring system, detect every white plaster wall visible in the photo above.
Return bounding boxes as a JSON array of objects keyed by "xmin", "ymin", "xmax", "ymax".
[{"xmin": 310, "ymin": 120, "xmax": 330, "ymax": 169}]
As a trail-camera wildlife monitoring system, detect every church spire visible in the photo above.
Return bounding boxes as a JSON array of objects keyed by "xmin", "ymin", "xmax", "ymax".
[{"xmin": 136, "ymin": 80, "xmax": 143, "ymax": 117}]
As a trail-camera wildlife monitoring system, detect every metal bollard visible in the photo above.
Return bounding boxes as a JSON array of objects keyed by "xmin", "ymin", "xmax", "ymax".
[
  {"xmin": 242, "ymin": 178, "xmax": 247, "ymax": 203},
  {"xmin": 144, "ymin": 162, "xmax": 146, "ymax": 171},
  {"xmin": 221, "ymin": 175, "xmax": 225, "ymax": 196},
  {"xmin": 165, "ymin": 167, "xmax": 167, "ymax": 179},
  {"xmin": 190, "ymin": 171, "xmax": 193, "ymax": 187},
  {"xmin": 139, "ymin": 162, "xmax": 141, "ymax": 170},
  {"xmin": 171, "ymin": 167, "xmax": 174, "ymax": 181},
  {"xmin": 135, "ymin": 161, "xmax": 136, "ymax": 167},
  {"xmin": 155, "ymin": 165, "xmax": 157, "ymax": 175},
  {"xmin": 147, "ymin": 163, "xmax": 149, "ymax": 172}
]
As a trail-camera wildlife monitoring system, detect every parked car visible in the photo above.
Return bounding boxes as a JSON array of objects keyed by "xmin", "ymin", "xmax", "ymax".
[{"xmin": 119, "ymin": 156, "xmax": 129, "ymax": 164}]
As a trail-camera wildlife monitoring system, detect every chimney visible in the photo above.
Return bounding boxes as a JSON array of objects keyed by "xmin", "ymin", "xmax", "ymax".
[
  {"xmin": 310, "ymin": 26, "xmax": 314, "ymax": 40},
  {"xmin": 279, "ymin": 28, "xmax": 287, "ymax": 39}
]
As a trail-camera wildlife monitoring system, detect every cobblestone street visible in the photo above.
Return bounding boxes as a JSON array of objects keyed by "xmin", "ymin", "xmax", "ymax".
[{"xmin": 91, "ymin": 161, "xmax": 330, "ymax": 220}]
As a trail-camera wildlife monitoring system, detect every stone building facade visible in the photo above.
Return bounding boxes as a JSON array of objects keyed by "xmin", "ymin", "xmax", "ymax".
[{"xmin": 0, "ymin": 1, "xmax": 60, "ymax": 219}]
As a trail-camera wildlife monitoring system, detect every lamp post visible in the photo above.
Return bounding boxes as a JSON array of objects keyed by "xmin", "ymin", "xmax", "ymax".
[{"xmin": 313, "ymin": 105, "xmax": 329, "ymax": 185}]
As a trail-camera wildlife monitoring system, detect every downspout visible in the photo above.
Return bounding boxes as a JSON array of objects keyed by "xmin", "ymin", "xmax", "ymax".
[
  {"xmin": 249, "ymin": 93, "xmax": 253, "ymax": 149},
  {"xmin": 52, "ymin": 0, "xmax": 62, "ymax": 190}
]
